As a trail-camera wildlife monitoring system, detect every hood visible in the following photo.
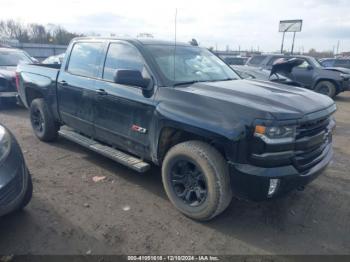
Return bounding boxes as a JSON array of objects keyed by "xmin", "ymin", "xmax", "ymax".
[
  {"xmin": 323, "ymin": 67, "xmax": 350, "ymax": 74},
  {"xmin": 0, "ymin": 67, "xmax": 16, "ymax": 80},
  {"xmin": 178, "ymin": 79, "xmax": 335, "ymax": 121},
  {"xmin": 270, "ymin": 58, "xmax": 304, "ymax": 76}
]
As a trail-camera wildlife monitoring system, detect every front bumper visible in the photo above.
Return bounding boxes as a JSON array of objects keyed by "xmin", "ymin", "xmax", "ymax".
[
  {"xmin": 0, "ymin": 129, "xmax": 30, "ymax": 216},
  {"xmin": 340, "ymin": 79, "xmax": 350, "ymax": 91},
  {"xmin": 229, "ymin": 143, "xmax": 333, "ymax": 201}
]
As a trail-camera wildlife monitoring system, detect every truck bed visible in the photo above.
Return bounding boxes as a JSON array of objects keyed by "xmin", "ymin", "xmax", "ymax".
[{"xmin": 16, "ymin": 63, "xmax": 60, "ymax": 108}]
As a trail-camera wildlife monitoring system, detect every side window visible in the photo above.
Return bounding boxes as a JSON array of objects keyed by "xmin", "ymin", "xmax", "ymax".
[
  {"xmin": 67, "ymin": 42, "xmax": 103, "ymax": 78},
  {"xmin": 334, "ymin": 60, "xmax": 348, "ymax": 67},
  {"xmin": 321, "ymin": 60, "xmax": 334, "ymax": 67},
  {"xmin": 267, "ymin": 57, "xmax": 284, "ymax": 66},
  {"xmin": 248, "ymin": 56, "xmax": 267, "ymax": 66},
  {"xmin": 296, "ymin": 59, "xmax": 310, "ymax": 68},
  {"xmin": 103, "ymin": 43, "xmax": 145, "ymax": 82}
]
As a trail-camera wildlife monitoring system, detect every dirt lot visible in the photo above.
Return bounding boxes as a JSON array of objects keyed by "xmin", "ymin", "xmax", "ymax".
[{"xmin": 0, "ymin": 94, "xmax": 349, "ymax": 255}]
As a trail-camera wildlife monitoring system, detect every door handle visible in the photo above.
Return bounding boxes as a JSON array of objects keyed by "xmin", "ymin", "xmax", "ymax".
[
  {"xmin": 59, "ymin": 80, "xmax": 68, "ymax": 86},
  {"xmin": 96, "ymin": 89, "xmax": 108, "ymax": 96}
]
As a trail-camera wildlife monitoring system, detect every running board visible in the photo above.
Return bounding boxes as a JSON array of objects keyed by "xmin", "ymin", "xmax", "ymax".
[{"xmin": 58, "ymin": 128, "xmax": 150, "ymax": 173}]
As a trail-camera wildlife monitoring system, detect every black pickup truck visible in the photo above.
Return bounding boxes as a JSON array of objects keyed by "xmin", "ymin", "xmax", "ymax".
[{"xmin": 17, "ymin": 38, "xmax": 336, "ymax": 220}]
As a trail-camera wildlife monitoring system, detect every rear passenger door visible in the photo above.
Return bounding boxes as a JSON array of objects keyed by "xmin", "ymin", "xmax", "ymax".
[
  {"xmin": 93, "ymin": 41, "xmax": 156, "ymax": 158},
  {"xmin": 57, "ymin": 41, "xmax": 104, "ymax": 137}
]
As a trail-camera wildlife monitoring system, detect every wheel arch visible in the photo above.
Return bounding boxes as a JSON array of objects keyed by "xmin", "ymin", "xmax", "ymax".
[
  {"xmin": 25, "ymin": 87, "xmax": 45, "ymax": 107},
  {"xmin": 154, "ymin": 121, "xmax": 232, "ymax": 165},
  {"xmin": 313, "ymin": 78, "xmax": 340, "ymax": 92}
]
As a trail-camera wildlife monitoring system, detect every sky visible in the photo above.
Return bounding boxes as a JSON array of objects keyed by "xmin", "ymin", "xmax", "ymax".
[{"xmin": 0, "ymin": 0, "xmax": 349, "ymax": 52}]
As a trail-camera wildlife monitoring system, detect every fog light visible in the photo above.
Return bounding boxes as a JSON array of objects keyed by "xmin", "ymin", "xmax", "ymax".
[{"xmin": 268, "ymin": 179, "xmax": 280, "ymax": 197}]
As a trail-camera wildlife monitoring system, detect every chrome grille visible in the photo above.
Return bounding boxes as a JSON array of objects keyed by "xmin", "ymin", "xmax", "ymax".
[{"xmin": 294, "ymin": 116, "xmax": 332, "ymax": 173}]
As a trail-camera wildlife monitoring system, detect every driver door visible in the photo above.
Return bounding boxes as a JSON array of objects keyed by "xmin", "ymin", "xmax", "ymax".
[
  {"xmin": 290, "ymin": 59, "xmax": 314, "ymax": 87},
  {"xmin": 93, "ymin": 41, "xmax": 156, "ymax": 158}
]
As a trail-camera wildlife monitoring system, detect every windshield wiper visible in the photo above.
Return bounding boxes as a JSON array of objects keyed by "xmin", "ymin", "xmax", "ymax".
[
  {"xmin": 173, "ymin": 78, "xmax": 237, "ymax": 87},
  {"xmin": 214, "ymin": 78, "xmax": 238, "ymax": 81},
  {"xmin": 173, "ymin": 80, "xmax": 206, "ymax": 87}
]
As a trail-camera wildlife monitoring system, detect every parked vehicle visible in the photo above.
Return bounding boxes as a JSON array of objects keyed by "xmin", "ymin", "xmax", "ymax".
[
  {"xmin": 232, "ymin": 62, "xmax": 302, "ymax": 87},
  {"xmin": 17, "ymin": 38, "xmax": 336, "ymax": 220},
  {"xmin": 42, "ymin": 53, "xmax": 65, "ymax": 65},
  {"xmin": 0, "ymin": 124, "xmax": 32, "ymax": 216},
  {"xmin": 246, "ymin": 54, "xmax": 350, "ymax": 98},
  {"xmin": 221, "ymin": 56, "xmax": 247, "ymax": 65},
  {"xmin": 0, "ymin": 47, "xmax": 34, "ymax": 108},
  {"xmin": 319, "ymin": 58, "xmax": 350, "ymax": 69}
]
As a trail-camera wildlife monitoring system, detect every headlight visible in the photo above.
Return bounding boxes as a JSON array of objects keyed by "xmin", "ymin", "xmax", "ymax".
[
  {"xmin": 0, "ymin": 125, "xmax": 11, "ymax": 163},
  {"xmin": 340, "ymin": 73, "xmax": 350, "ymax": 80},
  {"xmin": 254, "ymin": 125, "xmax": 296, "ymax": 143}
]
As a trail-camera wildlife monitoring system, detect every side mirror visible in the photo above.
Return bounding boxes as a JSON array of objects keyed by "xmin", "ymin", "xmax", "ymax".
[
  {"xmin": 114, "ymin": 70, "xmax": 150, "ymax": 89},
  {"xmin": 307, "ymin": 65, "xmax": 313, "ymax": 70}
]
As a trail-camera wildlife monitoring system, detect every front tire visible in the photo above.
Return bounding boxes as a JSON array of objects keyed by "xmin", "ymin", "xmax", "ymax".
[
  {"xmin": 162, "ymin": 141, "xmax": 232, "ymax": 221},
  {"xmin": 314, "ymin": 81, "xmax": 337, "ymax": 98},
  {"xmin": 30, "ymin": 98, "xmax": 59, "ymax": 142}
]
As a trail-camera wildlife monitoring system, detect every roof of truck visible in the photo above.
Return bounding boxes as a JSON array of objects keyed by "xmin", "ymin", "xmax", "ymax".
[{"xmin": 72, "ymin": 37, "xmax": 192, "ymax": 47}]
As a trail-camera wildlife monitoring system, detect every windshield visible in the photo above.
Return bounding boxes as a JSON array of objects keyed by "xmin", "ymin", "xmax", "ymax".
[
  {"xmin": 0, "ymin": 50, "xmax": 33, "ymax": 66},
  {"xmin": 147, "ymin": 45, "xmax": 240, "ymax": 86}
]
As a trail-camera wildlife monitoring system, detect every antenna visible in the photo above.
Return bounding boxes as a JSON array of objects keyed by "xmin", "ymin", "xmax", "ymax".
[{"xmin": 173, "ymin": 8, "xmax": 177, "ymax": 81}]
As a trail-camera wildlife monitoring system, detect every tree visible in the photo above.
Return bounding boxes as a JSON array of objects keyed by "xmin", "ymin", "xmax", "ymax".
[
  {"xmin": 0, "ymin": 19, "xmax": 29, "ymax": 42},
  {"xmin": 28, "ymin": 24, "xmax": 49, "ymax": 43},
  {"xmin": 0, "ymin": 19, "xmax": 83, "ymax": 45},
  {"xmin": 51, "ymin": 26, "xmax": 82, "ymax": 45}
]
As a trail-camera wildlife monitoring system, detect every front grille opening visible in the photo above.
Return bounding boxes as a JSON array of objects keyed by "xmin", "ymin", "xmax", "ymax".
[{"xmin": 297, "ymin": 117, "xmax": 330, "ymax": 139}]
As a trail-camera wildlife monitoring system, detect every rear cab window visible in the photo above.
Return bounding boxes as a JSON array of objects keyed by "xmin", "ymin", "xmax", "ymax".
[{"xmin": 67, "ymin": 42, "xmax": 103, "ymax": 78}]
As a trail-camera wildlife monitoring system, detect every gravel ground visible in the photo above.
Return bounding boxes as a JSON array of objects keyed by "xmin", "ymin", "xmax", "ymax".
[{"xmin": 0, "ymin": 93, "xmax": 349, "ymax": 255}]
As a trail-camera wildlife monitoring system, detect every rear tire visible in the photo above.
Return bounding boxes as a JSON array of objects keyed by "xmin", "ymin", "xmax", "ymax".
[
  {"xmin": 162, "ymin": 141, "xmax": 232, "ymax": 221},
  {"xmin": 30, "ymin": 98, "xmax": 59, "ymax": 142},
  {"xmin": 314, "ymin": 81, "xmax": 337, "ymax": 98}
]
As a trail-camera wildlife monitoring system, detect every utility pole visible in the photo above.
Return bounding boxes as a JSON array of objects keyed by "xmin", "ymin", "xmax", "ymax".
[
  {"xmin": 336, "ymin": 40, "xmax": 340, "ymax": 56},
  {"xmin": 291, "ymin": 32, "xmax": 296, "ymax": 55},
  {"xmin": 280, "ymin": 31, "xmax": 286, "ymax": 54}
]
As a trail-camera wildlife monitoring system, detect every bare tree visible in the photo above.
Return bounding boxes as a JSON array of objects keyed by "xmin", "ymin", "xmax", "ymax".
[
  {"xmin": 28, "ymin": 23, "xmax": 48, "ymax": 43},
  {"xmin": 0, "ymin": 19, "xmax": 29, "ymax": 42},
  {"xmin": 0, "ymin": 19, "xmax": 82, "ymax": 45}
]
